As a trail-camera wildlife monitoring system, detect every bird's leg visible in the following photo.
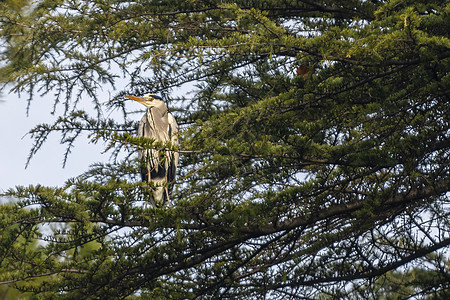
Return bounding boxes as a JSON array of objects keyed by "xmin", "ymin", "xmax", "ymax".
[
  {"xmin": 145, "ymin": 171, "xmax": 151, "ymax": 209},
  {"xmin": 163, "ymin": 167, "xmax": 171, "ymax": 206},
  {"xmin": 164, "ymin": 186, "xmax": 171, "ymax": 206}
]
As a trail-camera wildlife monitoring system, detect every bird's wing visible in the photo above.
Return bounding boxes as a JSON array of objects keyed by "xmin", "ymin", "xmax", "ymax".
[
  {"xmin": 167, "ymin": 112, "xmax": 179, "ymax": 185},
  {"xmin": 138, "ymin": 111, "xmax": 159, "ymax": 182}
]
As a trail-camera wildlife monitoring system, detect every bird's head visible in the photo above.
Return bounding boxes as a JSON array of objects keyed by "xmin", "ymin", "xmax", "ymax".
[{"xmin": 125, "ymin": 93, "xmax": 165, "ymax": 108}]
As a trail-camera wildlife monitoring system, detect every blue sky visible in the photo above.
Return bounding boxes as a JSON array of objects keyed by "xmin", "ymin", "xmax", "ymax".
[
  {"xmin": 0, "ymin": 92, "xmax": 123, "ymax": 192},
  {"xmin": 0, "ymin": 75, "xmax": 186, "ymax": 193}
]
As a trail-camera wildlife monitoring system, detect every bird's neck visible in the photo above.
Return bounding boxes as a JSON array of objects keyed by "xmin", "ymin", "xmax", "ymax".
[
  {"xmin": 149, "ymin": 106, "xmax": 168, "ymax": 118},
  {"xmin": 148, "ymin": 107, "xmax": 169, "ymax": 134}
]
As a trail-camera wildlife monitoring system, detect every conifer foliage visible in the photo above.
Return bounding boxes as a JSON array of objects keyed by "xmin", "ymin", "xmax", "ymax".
[{"xmin": 1, "ymin": 0, "xmax": 449, "ymax": 298}]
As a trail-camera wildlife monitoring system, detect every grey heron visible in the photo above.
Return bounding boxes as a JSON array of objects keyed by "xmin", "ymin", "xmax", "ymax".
[{"xmin": 125, "ymin": 93, "xmax": 179, "ymax": 206}]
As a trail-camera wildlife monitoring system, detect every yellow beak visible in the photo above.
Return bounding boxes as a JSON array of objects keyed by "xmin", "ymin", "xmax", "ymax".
[{"xmin": 125, "ymin": 95, "xmax": 152, "ymax": 105}]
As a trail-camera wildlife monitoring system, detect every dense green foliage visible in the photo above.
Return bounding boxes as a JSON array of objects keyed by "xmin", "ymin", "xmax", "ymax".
[{"xmin": 1, "ymin": 0, "xmax": 449, "ymax": 298}]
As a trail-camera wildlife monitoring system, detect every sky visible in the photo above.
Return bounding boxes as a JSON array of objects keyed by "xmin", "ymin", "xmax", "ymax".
[
  {"xmin": 0, "ymin": 93, "xmax": 104, "ymax": 192},
  {"xmin": 0, "ymin": 72, "xmax": 186, "ymax": 194},
  {"xmin": 0, "ymin": 89, "xmax": 145, "ymax": 193}
]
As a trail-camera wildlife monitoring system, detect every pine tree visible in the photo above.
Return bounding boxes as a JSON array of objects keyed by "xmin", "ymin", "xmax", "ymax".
[{"xmin": 1, "ymin": 0, "xmax": 449, "ymax": 298}]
